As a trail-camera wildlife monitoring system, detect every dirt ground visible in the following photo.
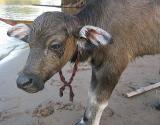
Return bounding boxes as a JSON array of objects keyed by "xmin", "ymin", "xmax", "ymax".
[{"xmin": 0, "ymin": 22, "xmax": 160, "ymax": 125}]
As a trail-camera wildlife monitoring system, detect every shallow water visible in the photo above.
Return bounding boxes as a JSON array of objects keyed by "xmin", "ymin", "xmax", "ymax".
[
  {"xmin": 0, "ymin": 5, "xmax": 61, "ymax": 21},
  {"xmin": 0, "ymin": 0, "xmax": 61, "ymax": 5},
  {"xmin": 0, "ymin": 0, "xmax": 62, "ymax": 21}
]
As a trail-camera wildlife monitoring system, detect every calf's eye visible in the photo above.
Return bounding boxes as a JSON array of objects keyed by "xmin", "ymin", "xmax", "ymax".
[
  {"xmin": 49, "ymin": 42, "xmax": 64, "ymax": 58},
  {"xmin": 50, "ymin": 42, "xmax": 62, "ymax": 50}
]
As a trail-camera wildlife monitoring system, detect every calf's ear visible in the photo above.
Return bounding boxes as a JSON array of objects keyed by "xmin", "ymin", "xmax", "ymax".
[
  {"xmin": 7, "ymin": 24, "xmax": 31, "ymax": 42},
  {"xmin": 77, "ymin": 25, "xmax": 112, "ymax": 50}
]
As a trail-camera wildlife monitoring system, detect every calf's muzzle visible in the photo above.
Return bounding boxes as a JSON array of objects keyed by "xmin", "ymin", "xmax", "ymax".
[{"xmin": 16, "ymin": 73, "xmax": 44, "ymax": 93}]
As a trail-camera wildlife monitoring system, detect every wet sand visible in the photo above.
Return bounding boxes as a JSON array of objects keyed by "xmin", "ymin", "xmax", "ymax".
[{"xmin": 0, "ymin": 21, "xmax": 160, "ymax": 125}]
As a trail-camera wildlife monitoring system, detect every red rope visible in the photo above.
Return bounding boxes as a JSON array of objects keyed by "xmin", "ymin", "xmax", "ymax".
[{"xmin": 59, "ymin": 52, "xmax": 80, "ymax": 102}]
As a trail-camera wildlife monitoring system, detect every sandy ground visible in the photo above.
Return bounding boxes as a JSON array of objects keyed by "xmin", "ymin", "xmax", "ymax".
[{"xmin": 0, "ymin": 21, "xmax": 160, "ymax": 125}]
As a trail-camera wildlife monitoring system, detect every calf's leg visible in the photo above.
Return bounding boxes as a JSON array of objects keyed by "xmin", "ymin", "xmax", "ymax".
[{"xmin": 76, "ymin": 65, "xmax": 120, "ymax": 125}]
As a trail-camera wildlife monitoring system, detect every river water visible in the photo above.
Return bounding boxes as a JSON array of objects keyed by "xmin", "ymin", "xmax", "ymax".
[{"xmin": 0, "ymin": 0, "xmax": 62, "ymax": 21}]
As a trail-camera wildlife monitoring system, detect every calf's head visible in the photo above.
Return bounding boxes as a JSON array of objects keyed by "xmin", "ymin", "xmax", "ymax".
[{"xmin": 7, "ymin": 12, "xmax": 112, "ymax": 93}]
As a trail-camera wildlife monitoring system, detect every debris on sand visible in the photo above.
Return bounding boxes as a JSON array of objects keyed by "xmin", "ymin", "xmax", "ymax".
[
  {"xmin": 55, "ymin": 102, "xmax": 84, "ymax": 111},
  {"xmin": 32, "ymin": 101, "xmax": 55, "ymax": 117},
  {"xmin": 32, "ymin": 101, "xmax": 84, "ymax": 118}
]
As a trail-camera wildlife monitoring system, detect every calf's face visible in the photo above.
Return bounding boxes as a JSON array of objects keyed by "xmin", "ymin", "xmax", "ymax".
[{"xmin": 7, "ymin": 12, "xmax": 112, "ymax": 93}]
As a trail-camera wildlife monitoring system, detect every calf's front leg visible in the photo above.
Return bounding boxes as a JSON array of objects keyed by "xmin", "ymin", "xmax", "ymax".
[{"xmin": 76, "ymin": 65, "xmax": 120, "ymax": 125}]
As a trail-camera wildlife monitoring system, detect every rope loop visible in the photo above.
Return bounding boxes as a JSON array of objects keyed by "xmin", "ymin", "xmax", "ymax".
[{"xmin": 59, "ymin": 52, "xmax": 79, "ymax": 102}]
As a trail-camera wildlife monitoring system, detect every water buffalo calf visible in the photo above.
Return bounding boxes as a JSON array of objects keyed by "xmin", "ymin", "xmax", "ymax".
[{"xmin": 7, "ymin": 0, "xmax": 160, "ymax": 125}]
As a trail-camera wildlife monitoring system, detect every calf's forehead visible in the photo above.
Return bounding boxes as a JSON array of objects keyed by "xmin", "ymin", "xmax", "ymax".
[
  {"xmin": 32, "ymin": 12, "xmax": 68, "ymax": 31},
  {"xmin": 28, "ymin": 13, "xmax": 70, "ymax": 45},
  {"xmin": 29, "ymin": 25, "xmax": 67, "ymax": 42}
]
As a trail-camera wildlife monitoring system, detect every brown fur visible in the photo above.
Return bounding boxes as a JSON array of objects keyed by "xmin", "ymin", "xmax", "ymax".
[{"xmin": 60, "ymin": 36, "xmax": 77, "ymax": 67}]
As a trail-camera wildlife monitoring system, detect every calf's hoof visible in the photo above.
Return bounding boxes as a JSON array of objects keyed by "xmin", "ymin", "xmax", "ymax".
[
  {"xmin": 75, "ymin": 120, "xmax": 87, "ymax": 125},
  {"xmin": 75, "ymin": 122, "xmax": 86, "ymax": 125}
]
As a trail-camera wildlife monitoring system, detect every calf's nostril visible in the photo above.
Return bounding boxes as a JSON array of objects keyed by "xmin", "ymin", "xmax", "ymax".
[
  {"xmin": 16, "ymin": 76, "xmax": 33, "ymax": 88},
  {"xmin": 16, "ymin": 73, "xmax": 44, "ymax": 93},
  {"xmin": 22, "ymin": 78, "xmax": 33, "ymax": 87}
]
